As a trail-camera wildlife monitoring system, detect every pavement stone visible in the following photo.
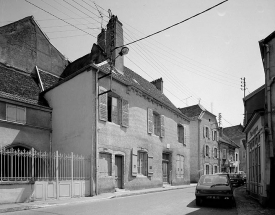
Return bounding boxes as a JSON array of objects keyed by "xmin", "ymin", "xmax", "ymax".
[{"xmin": 234, "ymin": 185, "xmax": 275, "ymax": 215}]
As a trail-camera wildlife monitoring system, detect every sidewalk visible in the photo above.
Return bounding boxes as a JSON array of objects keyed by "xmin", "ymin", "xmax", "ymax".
[
  {"xmin": 0, "ymin": 183, "xmax": 197, "ymax": 214},
  {"xmin": 234, "ymin": 185, "xmax": 275, "ymax": 215}
]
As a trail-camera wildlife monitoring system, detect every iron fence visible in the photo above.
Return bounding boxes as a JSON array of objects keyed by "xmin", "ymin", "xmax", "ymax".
[{"xmin": 0, "ymin": 146, "xmax": 90, "ymax": 182}]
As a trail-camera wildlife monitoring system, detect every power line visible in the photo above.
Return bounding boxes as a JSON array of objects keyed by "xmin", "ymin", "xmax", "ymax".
[
  {"xmin": 25, "ymin": 0, "xmax": 97, "ymax": 38},
  {"xmin": 120, "ymin": 0, "xmax": 229, "ymax": 48}
]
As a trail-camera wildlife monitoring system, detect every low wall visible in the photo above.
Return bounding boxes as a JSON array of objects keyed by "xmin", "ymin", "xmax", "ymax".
[{"xmin": 0, "ymin": 182, "xmax": 34, "ymax": 204}]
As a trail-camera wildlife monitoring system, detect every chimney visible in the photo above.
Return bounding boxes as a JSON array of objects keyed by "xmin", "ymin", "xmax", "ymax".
[
  {"xmin": 97, "ymin": 15, "xmax": 124, "ymax": 74},
  {"xmin": 97, "ymin": 29, "xmax": 106, "ymax": 52},
  {"xmin": 151, "ymin": 78, "xmax": 163, "ymax": 93}
]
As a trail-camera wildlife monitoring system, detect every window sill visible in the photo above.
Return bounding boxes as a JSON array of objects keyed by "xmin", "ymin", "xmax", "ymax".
[{"xmin": 136, "ymin": 174, "xmax": 148, "ymax": 178}]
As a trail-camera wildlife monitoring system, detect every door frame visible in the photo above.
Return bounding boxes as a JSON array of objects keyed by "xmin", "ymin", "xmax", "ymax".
[
  {"xmin": 162, "ymin": 152, "xmax": 171, "ymax": 184},
  {"xmin": 114, "ymin": 152, "xmax": 125, "ymax": 189}
]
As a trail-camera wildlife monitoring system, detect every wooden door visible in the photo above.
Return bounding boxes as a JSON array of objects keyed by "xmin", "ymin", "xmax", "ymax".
[
  {"xmin": 162, "ymin": 161, "xmax": 168, "ymax": 183},
  {"xmin": 115, "ymin": 156, "xmax": 123, "ymax": 188}
]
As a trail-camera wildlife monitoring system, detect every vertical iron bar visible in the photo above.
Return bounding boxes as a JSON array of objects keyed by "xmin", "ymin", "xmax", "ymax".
[
  {"xmin": 56, "ymin": 151, "xmax": 59, "ymax": 199},
  {"xmin": 32, "ymin": 148, "xmax": 34, "ymax": 181}
]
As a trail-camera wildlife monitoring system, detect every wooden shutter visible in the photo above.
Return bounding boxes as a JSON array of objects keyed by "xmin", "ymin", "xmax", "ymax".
[
  {"xmin": 16, "ymin": 107, "xmax": 26, "ymax": 124},
  {"xmin": 181, "ymin": 155, "xmax": 184, "ymax": 177},
  {"xmin": 121, "ymin": 99, "xmax": 129, "ymax": 127},
  {"xmin": 176, "ymin": 155, "xmax": 180, "ymax": 177},
  {"xmin": 147, "ymin": 108, "xmax": 153, "ymax": 134},
  {"xmin": 6, "ymin": 104, "xmax": 16, "ymax": 122},
  {"xmin": 132, "ymin": 148, "xmax": 138, "ymax": 176},
  {"xmin": 148, "ymin": 154, "xmax": 153, "ymax": 176},
  {"xmin": 160, "ymin": 115, "xmax": 165, "ymax": 137},
  {"xmin": 99, "ymin": 86, "xmax": 107, "ymax": 121}
]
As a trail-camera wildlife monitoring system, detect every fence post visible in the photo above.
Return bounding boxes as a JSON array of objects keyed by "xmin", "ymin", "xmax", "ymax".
[
  {"xmin": 32, "ymin": 148, "xmax": 34, "ymax": 181},
  {"xmin": 56, "ymin": 150, "xmax": 59, "ymax": 200},
  {"xmin": 71, "ymin": 152, "xmax": 73, "ymax": 198}
]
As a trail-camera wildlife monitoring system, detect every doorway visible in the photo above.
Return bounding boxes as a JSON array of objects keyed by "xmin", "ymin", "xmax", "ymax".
[
  {"xmin": 115, "ymin": 155, "xmax": 123, "ymax": 189},
  {"xmin": 162, "ymin": 153, "xmax": 170, "ymax": 184}
]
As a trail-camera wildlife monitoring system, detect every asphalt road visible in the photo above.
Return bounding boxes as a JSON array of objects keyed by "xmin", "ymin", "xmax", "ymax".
[{"xmin": 7, "ymin": 187, "xmax": 237, "ymax": 215}]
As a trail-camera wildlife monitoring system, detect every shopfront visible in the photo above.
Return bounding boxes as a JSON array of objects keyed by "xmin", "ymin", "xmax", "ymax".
[{"xmin": 244, "ymin": 113, "xmax": 268, "ymax": 205}]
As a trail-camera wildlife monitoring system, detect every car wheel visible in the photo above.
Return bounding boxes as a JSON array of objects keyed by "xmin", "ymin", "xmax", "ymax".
[{"xmin": 196, "ymin": 197, "xmax": 202, "ymax": 206}]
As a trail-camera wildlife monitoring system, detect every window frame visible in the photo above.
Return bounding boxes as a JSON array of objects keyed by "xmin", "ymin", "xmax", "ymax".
[
  {"xmin": 6, "ymin": 104, "xmax": 26, "ymax": 124},
  {"xmin": 213, "ymin": 147, "xmax": 218, "ymax": 159},
  {"xmin": 137, "ymin": 151, "xmax": 148, "ymax": 176},
  {"xmin": 205, "ymin": 145, "xmax": 210, "ymax": 157},
  {"xmin": 99, "ymin": 152, "xmax": 112, "ymax": 177},
  {"xmin": 177, "ymin": 124, "xmax": 184, "ymax": 144}
]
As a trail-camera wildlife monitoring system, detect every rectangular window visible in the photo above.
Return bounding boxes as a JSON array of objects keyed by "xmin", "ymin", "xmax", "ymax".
[
  {"xmin": 206, "ymin": 165, "xmax": 209, "ymax": 174},
  {"xmin": 177, "ymin": 124, "xmax": 184, "ymax": 143},
  {"xmin": 205, "ymin": 145, "xmax": 209, "ymax": 157},
  {"xmin": 206, "ymin": 127, "xmax": 209, "ymax": 139},
  {"xmin": 214, "ymin": 148, "xmax": 217, "ymax": 158},
  {"xmin": 6, "ymin": 104, "xmax": 26, "ymax": 124},
  {"xmin": 108, "ymin": 96, "xmax": 119, "ymax": 124},
  {"xmin": 137, "ymin": 152, "xmax": 148, "ymax": 176},
  {"xmin": 99, "ymin": 153, "xmax": 112, "ymax": 176},
  {"xmin": 153, "ymin": 112, "xmax": 160, "ymax": 136},
  {"xmin": 214, "ymin": 165, "xmax": 218, "ymax": 173},
  {"xmin": 213, "ymin": 130, "xmax": 217, "ymax": 141}
]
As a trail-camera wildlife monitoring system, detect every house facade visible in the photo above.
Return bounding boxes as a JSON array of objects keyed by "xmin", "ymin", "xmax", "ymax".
[
  {"xmin": 44, "ymin": 15, "xmax": 191, "ymax": 195},
  {"xmin": 242, "ymin": 31, "xmax": 275, "ymax": 206},
  {"xmin": 0, "ymin": 16, "xmax": 68, "ymax": 203},
  {"xmin": 179, "ymin": 104, "xmax": 219, "ymax": 182},
  {"xmin": 218, "ymin": 129, "xmax": 240, "ymax": 173},
  {"xmin": 223, "ymin": 125, "xmax": 246, "ymax": 173}
]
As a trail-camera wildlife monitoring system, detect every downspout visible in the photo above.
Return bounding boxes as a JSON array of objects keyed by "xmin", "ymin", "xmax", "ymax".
[
  {"xmin": 95, "ymin": 69, "xmax": 100, "ymax": 195},
  {"xmin": 198, "ymin": 119, "xmax": 201, "ymax": 178},
  {"xmin": 265, "ymin": 45, "xmax": 274, "ymax": 158}
]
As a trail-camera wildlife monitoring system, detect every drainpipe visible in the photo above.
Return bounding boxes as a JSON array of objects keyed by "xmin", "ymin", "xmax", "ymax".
[
  {"xmin": 95, "ymin": 69, "xmax": 100, "ymax": 195},
  {"xmin": 265, "ymin": 44, "xmax": 274, "ymax": 158},
  {"xmin": 198, "ymin": 120, "xmax": 201, "ymax": 178}
]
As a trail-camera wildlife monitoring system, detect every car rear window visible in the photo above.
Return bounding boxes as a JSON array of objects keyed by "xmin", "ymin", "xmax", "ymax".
[{"xmin": 198, "ymin": 175, "xmax": 229, "ymax": 185}]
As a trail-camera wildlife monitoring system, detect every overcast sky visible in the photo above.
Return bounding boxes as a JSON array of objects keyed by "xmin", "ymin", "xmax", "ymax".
[{"xmin": 1, "ymin": 0, "xmax": 275, "ymax": 127}]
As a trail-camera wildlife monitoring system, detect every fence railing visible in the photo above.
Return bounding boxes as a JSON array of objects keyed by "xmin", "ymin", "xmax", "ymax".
[{"xmin": 0, "ymin": 146, "xmax": 90, "ymax": 182}]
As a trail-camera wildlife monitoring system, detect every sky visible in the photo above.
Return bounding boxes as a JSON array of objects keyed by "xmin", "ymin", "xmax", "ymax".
[{"xmin": 1, "ymin": 0, "xmax": 275, "ymax": 127}]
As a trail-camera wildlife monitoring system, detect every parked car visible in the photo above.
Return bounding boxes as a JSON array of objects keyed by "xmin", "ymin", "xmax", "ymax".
[
  {"xmin": 195, "ymin": 174, "xmax": 234, "ymax": 206},
  {"xmin": 229, "ymin": 173, "xmax": 244, "ymax": 186}
]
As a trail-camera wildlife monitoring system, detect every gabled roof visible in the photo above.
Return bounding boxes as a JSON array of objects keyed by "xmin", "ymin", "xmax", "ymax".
[
  {"xmin": 0, "ymin": 63, "xmax": 49, "ymax": 107},
  {"xmin": 57, "ymin": 54, "xmax": 190, "ymax": 120},
  {"xmin": 219, "ymin": 132, "xmax": 240, "ymax": 148},
  {"xmin": 223, "ymin": 124, "xmax": 245, "ymax": 139},
  {"xmin": 179, "ymin": 104, "xmax": 215, "ymax": 121},
  {"xmin": 100, "ymin": 63, "xmax": 189, "ymax": 120}
]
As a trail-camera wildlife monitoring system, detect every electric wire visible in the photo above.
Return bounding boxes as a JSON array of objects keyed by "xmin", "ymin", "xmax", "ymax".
[{"xmin": 25, "ymin": 0, "xmax": 97, "ymax": 38}]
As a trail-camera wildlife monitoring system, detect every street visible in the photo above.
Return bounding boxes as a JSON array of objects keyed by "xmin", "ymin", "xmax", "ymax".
[{"xmin": 7, "ymin": 187, "xmax": 237, "ymax": 215}]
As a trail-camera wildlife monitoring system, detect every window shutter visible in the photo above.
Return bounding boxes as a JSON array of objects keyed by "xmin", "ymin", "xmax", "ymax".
[
  {"xmin": 121, "ymin": 99, "xmax": 129, "ymax": 127},
  {"xmin": 98, "ymin": 86, "xmax": 107, "ymax": 121},
  {"xmin": 147, "ymin": 108, "xmax": 153, "ymax": 134},
  {"xmin": 148, "ymin": 154, "xmax": 153, "ymax": 176},
  {"xmin": 181, "ymin": 155, "xmax": 184, "ymax": 177},
  {"xmin": 160, "ymin": 115, "xmax": 165, "ymax": 137},
  {"xmin": 16, "ymin": 106, "xmax": 26, "ymax": 124},
  {"xmin": 7, "ymin": 105, "xmax": 16, "ymax": 122},
  {"xmin": 176, "ymin": 155, "xmax": 180, "ymax": 177},
  {"xmin": 132, "ymin": 148, "xmax": 138, "ymax": 176}
]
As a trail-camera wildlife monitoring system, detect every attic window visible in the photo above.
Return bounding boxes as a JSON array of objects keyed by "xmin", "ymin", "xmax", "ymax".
[{"xmin": 133, "ymin": 79, "xmax": 139, "ymax": 85}]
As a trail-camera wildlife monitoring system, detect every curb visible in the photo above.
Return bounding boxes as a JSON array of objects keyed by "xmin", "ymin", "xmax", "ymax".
[{"xmin": 0, "ymin": 185, "xmax": 196, "ymax": 213}]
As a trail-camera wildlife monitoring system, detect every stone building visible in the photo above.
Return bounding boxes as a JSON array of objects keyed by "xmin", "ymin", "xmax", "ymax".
[
  {"xmin": 179, "ymin": 104, "xmax": 219, "ymax": 182},
  {"xmin": 223, "ymin": 125, "xmax": 246, "ymax": 172},
  {"xmin": 44, "ymin": 15, "xmax": 191, "ymax": 194}
]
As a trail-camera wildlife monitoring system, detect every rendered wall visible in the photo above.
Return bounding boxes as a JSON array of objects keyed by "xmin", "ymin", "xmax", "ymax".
[
  {"xmin": 98, "ymin": 76, "xmax": 190, "ymax": 193},
  {"xmin": 0, "ymin": 101, "xmax": 51, "ymax": 151}
]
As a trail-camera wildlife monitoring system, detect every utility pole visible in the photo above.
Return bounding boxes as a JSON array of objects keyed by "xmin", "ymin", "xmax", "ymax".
[{"xmin": 241, "ymin": 77, "xmax": 247, "ymax": 98}]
